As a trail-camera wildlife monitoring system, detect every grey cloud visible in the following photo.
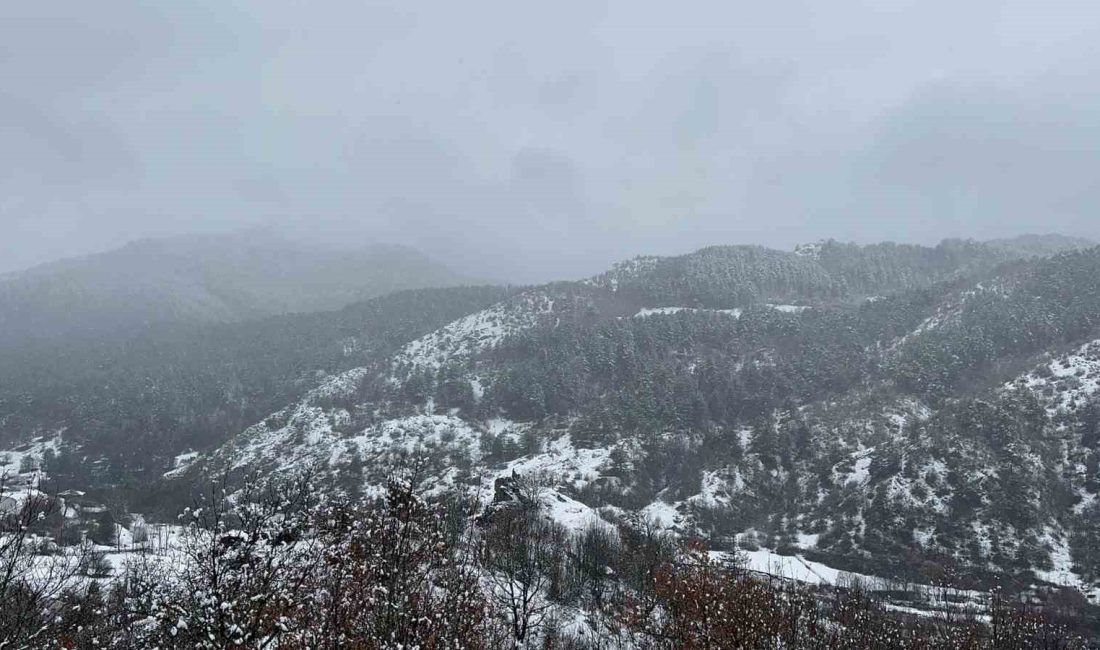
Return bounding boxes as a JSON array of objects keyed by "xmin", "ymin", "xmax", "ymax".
[{"xmin": 2, "ymin": 1, "xmax": 1100, "ymax": 282}]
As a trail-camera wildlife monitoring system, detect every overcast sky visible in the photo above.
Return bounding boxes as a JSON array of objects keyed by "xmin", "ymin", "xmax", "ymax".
[{"xmin": 3, "ymin": 1, "xmax": 1100, "ymax": 282}]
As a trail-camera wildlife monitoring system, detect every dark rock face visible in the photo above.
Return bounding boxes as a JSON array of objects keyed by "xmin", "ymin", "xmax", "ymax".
[
  {"xmin": 478, "ymin": 472, "xmax": 535, "ymax": 526},
  {"xmin": 491, "ymin": 473, "xmax": 526, "ymax": 506}
]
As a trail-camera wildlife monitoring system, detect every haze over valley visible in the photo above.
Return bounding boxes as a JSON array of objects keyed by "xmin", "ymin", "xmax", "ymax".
[{"xmin": 5, "ymin": 1, "xmax": 1100, "ymax": 647}]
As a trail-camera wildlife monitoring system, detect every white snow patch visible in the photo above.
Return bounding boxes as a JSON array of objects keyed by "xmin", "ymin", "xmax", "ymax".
[
  {"xmin": 766, "ymin": 304, "xmax": 811, "ymax": 314},
  {"xmin": 541, "ymin": 489, "xmax": 614, "ymax": 534},
  {"xmin": 394, "ymin": 292, "xmax": 554, "ymax": 370},
  {"xmin": 0, "ymin": 434, "xmax": 61, "ymax": 489},
  {"xmin": 163, "ymin": 450, "xmax": 202, "ymax": 478},
  {"xmin": 737, "ymin": 427, "xmax": 753, "ymax": 450},
  {"xmin": 640, "ymin": 500, "xmax": 682, "ymax": 529},
  {"xmin": 794, "ymin": 242, "xmax": 822, "ymax": 259},
  {"xmin": 728, "ymin": 549, "xmax": 864, "ymax": 586},
  {"xmin": 633, "ymin": 307, "xmax": 743, "ymax": 319},
  {"xmin": 499, "ymin": 434, "xmax": 611, "ymax": 496},
  {"xmin": 172, "ymin": 451, "xmax": 199, "ymax": 468},
  {"xmin": 845, "ymin": 455, "xmax": 873, "ymax": 486},
  {"xmin": 1006, "ymin": 339, "xmax": 1100, "ymax": 414},
  {"xmin": 687, "ymin": 469, "xmax": 740, "ymax": 508},
  {"xmin": 309, "ymin": 367, "xmax": 370, "ymax": 401},
  {"xmin": 1035, "ymin": 526, "xmax": 1086, "ymax": 589}
]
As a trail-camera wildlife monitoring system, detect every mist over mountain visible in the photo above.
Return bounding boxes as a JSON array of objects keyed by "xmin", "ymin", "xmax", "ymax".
[
  {"xmin": 2, "ymin": 233, "xmax": 1092, "ymax": 501},
  {"xmin": 985, "ymin": 234, "xmax": 1099, "ymax": 258},
  {"xmin": 7, "ymin": 0, "xmax": 1100, "ymax": 643},
  {"xmin": 0, "ymin": 230, "xmax": 466, "ymax": 347},
  {"xmin": 5, "ymin": 232, "xmax": 1100, "ymax": 645}
]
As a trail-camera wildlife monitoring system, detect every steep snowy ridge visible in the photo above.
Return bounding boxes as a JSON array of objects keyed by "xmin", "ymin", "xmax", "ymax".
[
  {"xmin": 193, "ymin": 291, "xmax": 564, "ymax": 479},
  {"xmin": 393, "ymin": 291, "xmax": 555, "ymax": 371}
]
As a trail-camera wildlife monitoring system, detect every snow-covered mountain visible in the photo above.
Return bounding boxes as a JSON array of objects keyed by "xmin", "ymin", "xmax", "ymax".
[{"xmin": 143, "ymin": 236, "xmax": 1100, "ymax": 603}]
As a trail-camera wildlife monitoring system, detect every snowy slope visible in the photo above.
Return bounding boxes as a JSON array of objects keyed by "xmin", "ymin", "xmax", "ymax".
[
  {"xmin": 394, "ymin": 292, "xmax": 555, "ymax": 370},
  {"xmin": 1006, "ymin": 339, "xmax": 1100, "ymax": 414}
]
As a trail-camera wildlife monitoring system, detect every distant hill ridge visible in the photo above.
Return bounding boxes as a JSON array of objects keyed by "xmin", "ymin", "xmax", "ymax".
[
  {"xmin": 0, "ymin": 231, "xmax": 467, "ymax": 347},
  {"xmin": 590, "ymin": 234, "xmax": 1094, "ymax": 309}
]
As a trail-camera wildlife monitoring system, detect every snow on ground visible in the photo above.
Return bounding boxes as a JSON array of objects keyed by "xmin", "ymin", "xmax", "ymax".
[
  {"xmin": 766, "ymin": 304, "xmax": 811, "ymax": 314},
  {"xmin": 716, "ymin": 547, "xmax": 990, "ymax": 611},
  {"xmin": 640, "ymin": 500, "xmax": 683, "ymax": 529},
  {"xmin": 481, "ymin": 431, "xmax": 619, "ymax": 534},
  {"xmin": 845, "ymin": 455, "xmax": 872, "ymax": 486},
  {"xmin": 794, "ymin": 242, "xmax": 822, "ymax": 259},
  {"xmin": 499, "ymin": 433, "xmax": 612, "ymax": 495},
  {"xmin": 309, "ymin": 367, "xmax": 371, "ymax": 401},
  {"xmin": 163, "ymin": 450, "xmax": 201, "ymax": 478},
  {"xmin": 797, "ymin": 533, "xmax": 820, "ymax": 549},
  {"xmin": 487, "ymin": 416, "xmax": 528, "ymax": 438},
  {"xmin": 1006, "ymin": 339, "xmax": 1100, "ymax": 414},
  {"xmin": 1034, "ymin": 526, "xmax": 1090, "ymax": 591},
  {"xmin": 173, "ymin": 451, "xmax": 199, "ymax": 468},
  {"xmin": 1074, "ymin": 489, "xmax": 1096, "ymax": 515},
  {"xmin": 393, "ymin": 292, "xmax": 554, "ymax": 370},
  {"xmin": 885, "ymin": 397, "xmax": 931, "ymax": 430},
  {"xmin": 632, "ymin": 305, "xmax": 809, "ymax": 318},
  {"xmin": 347, "ymin": 414, "xmax": 481, "ymax": 458},
  {"xmin": 13, "ymin": 522, "xmax": 190, "ymax": 590},
  {"xmin": 633, "ymin": 307, "xmax": 743, "ymax": 318},
  {"xmin": 882, "ymin": 603, "xmax": 939, "ymax": 619},
  {"xmin": 686, "ymin": 469, "xmax": 741, "ymax": 509},
  {"xmin": 0, "ymin": 433, "xmax": 61, "ymax": 485},
  {"xmin": 555, "ymin": 606, "xmax": 600, "ymax": 644},
  {"xmin": 0, "ymin": 488, "xmax": 47, "ymax": 512},
  {"xmin": 469, "ymin": 375, "xmax": 485, "ymax": 399},
  {"xmin": 541, "ymin": 489, "xmax": 614, "ymax": 534},
  {"xmin": 721, "ymin": 548, "xmax": 871, "ymax": 586},
  {"xmin": 829, "ymin": 447, "xmax": 876, "ymax": 487},
  {"xmin": 222, "ymin": 407, "xmax": 617, "ymax": 515},
  {"xmin": 737, "ymin": 426, "xmax": 753, "ymax": 450},
  {"xmin": 226, "ymin": 409, "xmax": 484, "ymax": 480},
  {"xmin": 224, "ymin": 404, "xmax": 336, "ymax": 471}
]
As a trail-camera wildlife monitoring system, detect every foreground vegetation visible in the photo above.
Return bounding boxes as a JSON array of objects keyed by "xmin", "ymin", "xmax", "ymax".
[{"xmin": 1, "ymin": 470, "xmax": 1092, "ymax": 649}]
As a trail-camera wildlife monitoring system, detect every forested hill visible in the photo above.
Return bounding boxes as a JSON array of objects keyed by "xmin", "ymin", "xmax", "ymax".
[
  {"xmin": 121, "ymin": 234, "xmax": 1098, "ymax": 595},
  {"xmin": 0, "ymin": 230, "xmax": 467, "ymax": 347},
  {"xmin": 0, "ymin": 285, "xmax": 516, "ymax": 483},
  {"xmin": 589, "ymin": 235, "xmax": 1089, "ymax": 308},
  {"xmin": 6, "ymin": 234, "xmax": 1100, "ymax": 597}
]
